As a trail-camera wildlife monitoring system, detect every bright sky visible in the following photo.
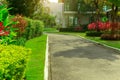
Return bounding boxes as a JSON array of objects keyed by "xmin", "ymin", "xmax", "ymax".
[{"xmin": 49, "ymin": 0, "xmax": 58, "ymax": 3}]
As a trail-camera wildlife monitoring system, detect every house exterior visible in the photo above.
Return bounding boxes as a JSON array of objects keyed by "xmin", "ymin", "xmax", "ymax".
[{"xmin": 59, "ymin": 0, "xmax": 90, "ymax": 28}]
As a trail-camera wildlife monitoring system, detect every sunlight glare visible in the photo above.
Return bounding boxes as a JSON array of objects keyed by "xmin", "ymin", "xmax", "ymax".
[{"xmin": 49, "ymin": 0, "xmax": 58, "ymax": 3}]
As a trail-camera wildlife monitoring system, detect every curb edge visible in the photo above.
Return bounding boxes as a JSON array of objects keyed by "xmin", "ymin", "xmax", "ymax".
[
  {"xmin": 79, "ymin": 36, "xmax": 120, "ymax": 51},
  {"xmin": 44, "ymin": 35, "xmax": 49, "ymax": 80}
]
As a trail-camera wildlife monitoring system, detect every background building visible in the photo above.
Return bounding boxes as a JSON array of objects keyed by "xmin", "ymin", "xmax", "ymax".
[
  {"xmin": 44, "ymin": 1, "xmax": 64, "ymax": 27},
  {"xmin": 59, "ymin": 0, "xmax": 90, "ymax": 27}
]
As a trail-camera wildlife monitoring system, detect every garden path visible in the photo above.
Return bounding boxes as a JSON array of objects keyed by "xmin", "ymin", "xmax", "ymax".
[{"xmin": 48, "ymin": 33, "xmax": 120, "ymax": 80}]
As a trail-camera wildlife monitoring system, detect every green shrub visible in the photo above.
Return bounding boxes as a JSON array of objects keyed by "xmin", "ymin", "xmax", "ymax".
[
  {"xmin": 12, "ymin": 15, "xmax": 27, "ymax": 37},
  {"xmin": 0, "ymin": 45, "xmax": 31, "ymax": 80},
  {"xmin": 59, "ymin": 27, "xmax": 84, "ymax": 32},
  {"xmin": 25, "ymin": 18, "xmax": 44, "ymax": 40},
  {"xmin": 86, "ymin": 31, "xmax": 103, "ymax": 37}
]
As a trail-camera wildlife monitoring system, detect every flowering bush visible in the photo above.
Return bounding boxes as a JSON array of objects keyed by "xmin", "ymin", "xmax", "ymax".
[{"xmin": 88, "ymin": 21, "xmax": 111, "ymax": 31}]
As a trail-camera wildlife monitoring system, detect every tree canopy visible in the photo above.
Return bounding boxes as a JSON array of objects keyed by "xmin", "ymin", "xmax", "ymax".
[{"xmin": 6, "ymin": 0, "xmax": 45, "ymax": 18}]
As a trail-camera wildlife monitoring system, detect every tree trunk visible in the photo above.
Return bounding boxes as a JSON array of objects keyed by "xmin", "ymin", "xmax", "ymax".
[{"xmin": 111, "ymin": 4, "xmax": 118, "ymax": 34}]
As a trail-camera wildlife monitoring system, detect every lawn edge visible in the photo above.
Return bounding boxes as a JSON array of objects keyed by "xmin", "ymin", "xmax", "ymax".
[
  {"xmin": 79, "ymin": 36, "xmax": 120, "ymax": 52},
  {"xmin": 44, "ymin": 35, "xmax": 49, "ymax": 80}
]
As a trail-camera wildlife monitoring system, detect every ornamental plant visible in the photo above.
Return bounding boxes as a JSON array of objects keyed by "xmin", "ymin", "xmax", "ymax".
[
  {"xmin": 12, "ymin": 15, "xmax": 27, "ymax": 37},
  {"xmin": 88, "ymin": 21, "xmax": 111, "ymax": 31},
  {"xmin": 0, "ymin": 45, "xmax": 31, "ymax": 80},
  {"xmin": 0, "ymin": 5, "xmax": 17, "ymax": 45},
  {"xmin": 0, "ymin": 22, "xmax": 9, "ymax": 36}
]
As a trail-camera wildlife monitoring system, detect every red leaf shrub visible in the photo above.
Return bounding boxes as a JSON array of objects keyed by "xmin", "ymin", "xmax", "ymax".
[
  {"xmin": 12, "ymin": 15, "xmax": 27, "ymax": 36},
  {"xmin": 0, "ymin": 22, "xmax": 9, "ymax": 36},
  {"xmin": 101, "ymin": 34, "xmax": 120, "ymax": 40},
  {"xmin": 74, "ymin": 26, "xmax": 83, "ymax": 31},
  {"xmin": 88, "ymin": 22, "xmax": 96, "ymax": 30},
  {"xmin": 88, "ymin": 21, "xmax": 111, "ymax": 31}
]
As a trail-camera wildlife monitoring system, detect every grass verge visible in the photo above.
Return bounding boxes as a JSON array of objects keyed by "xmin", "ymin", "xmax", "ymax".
[
  {"xmin": 25, "ymin": 34, "xmax": 47, "ymax": 80},
  {"xmin": 44, "ymin": 28, "xmax": 58, "ymax": 33},
  {"xmin": 54, "ymin": 32, "xmax": 120, "ymax": 49}
]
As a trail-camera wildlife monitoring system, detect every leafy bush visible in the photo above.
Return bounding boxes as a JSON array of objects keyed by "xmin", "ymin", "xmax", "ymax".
[
  {"xmin": 0, "ymin": 45, "xmax": 31, "ymax": 80},
  {"xmin": 0, "ymin": 5, "xmax": 17, "ymax": 45},
  {"xmin": 101, "ymin": 34, "xmax": 120, "ymax": 40},
  {"xmin": 59, "ymin": 27, "xmax": 84, "ymax": 32},
  {"xmin": 86, "ymin": 31, "xmax": 103, "ymax": 37},
  {"xmin": 24, "ymin": 18, "xmax": 44, "ymax": 40},
  {"xmin": 12, "ymin": 15, "xmax": 27, "ymax": 37}
]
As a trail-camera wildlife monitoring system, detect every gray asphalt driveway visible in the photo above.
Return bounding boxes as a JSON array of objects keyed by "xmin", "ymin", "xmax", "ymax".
[{"xmin": 48, "ymin": 34, "xmax": 120, "ymax": 80}]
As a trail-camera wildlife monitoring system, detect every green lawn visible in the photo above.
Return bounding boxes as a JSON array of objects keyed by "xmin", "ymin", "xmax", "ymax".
[
  {"xmin": 54, "ymin": 32, "xmax": 120, "ymax": 49},
  {"xmin": 44, "ymin": 28, "xmax": 59, "ymax": 33},
  {"xmin": 25, "ymin": 35, "xmax": 47, "ymax": 80}
]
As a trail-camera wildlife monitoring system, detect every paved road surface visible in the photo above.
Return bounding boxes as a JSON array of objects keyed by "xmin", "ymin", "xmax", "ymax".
[{"xmin": 48, "ymin": 34, "xmax": 120, "ymax": 80}]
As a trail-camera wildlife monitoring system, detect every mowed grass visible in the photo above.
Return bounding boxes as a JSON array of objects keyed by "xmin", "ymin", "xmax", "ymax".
[
  {"xmin": 55, "ymin": 32, "xmax": 120, "ymax": 49},
  {"xmin": 25, "ymin": 35, "xmax": 47, "ymax": 80},
  {"xmin": 44, "ymin": 28, "xmax": 59, "ymax": 33}
]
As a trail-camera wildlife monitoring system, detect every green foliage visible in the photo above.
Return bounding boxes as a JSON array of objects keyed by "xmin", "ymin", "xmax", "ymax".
[
  {"xmin": 14, "ymin": 37, "xmax": 27, "ymax": 46},
  {"xmin": 34, "ymin": 13, "xmax": 56, "ymax": 28},
  {"xmin": 24, "ymin": 18, "xmax": 44, "ymax": 40},
  {"xmin": 6, "ymin": 0, "xmax": 44, "ymax": 17},
  {"xmin": 0, "ymin": 5, "xmax": 17, "ymax": 45},
  {"xmin": 0, "ymin": 45, "xmax": 31, "ymax": 80},
  {"xmin": 86, "ymin": 31, "xmax": 103, "ymax": 37},
  {"xmin": 108, "ymin": 0, "xmax": 120, "ymax": 7},
  {"xmin": 44, "ymin": 28, "xmax": 59, "ymax": 33}
]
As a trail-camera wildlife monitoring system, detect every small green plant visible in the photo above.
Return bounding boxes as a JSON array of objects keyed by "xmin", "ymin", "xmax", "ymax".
[{"xmin": 25, "ymin": 18, "xmax": 44, "ymax": 40}]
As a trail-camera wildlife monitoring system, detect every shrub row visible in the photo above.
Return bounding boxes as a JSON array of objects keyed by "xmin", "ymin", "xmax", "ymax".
[
  {"xmin": 59, "ymin": 24, "xmax": 88, "ymax": 32},
  {"xmin": 86, "ymin": 31, "xmax": 103, "ymax": 37},
  {"xmin": 13, "ymin": 16, "xmax": 44, "ymax": 46},
  {"xmin": 24, "ymin": 18, "xmax": 44, "ymax": 40},
  {"xmin": 59, "ymin": 27, "xmax": 84, "ymax": 32},
  {"xmin": 101, "ymin": 34, "xmax": 120, "ymax": 40},
  {"xmin": 0, "ymin": 45, "xmax": 31, "ymax": 80}
]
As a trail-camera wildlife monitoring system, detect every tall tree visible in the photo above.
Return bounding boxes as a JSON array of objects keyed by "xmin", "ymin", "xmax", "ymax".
[
  {"xmin": 6, "ymin": 0, "xmax": 45, "ymax": 18},
  {"xmin": 108, "ymin": 0, "xmax": 120, "ymax": 33},
  {"xmin": 108, "ymin": 0, "xmax": 120, "ymax": 22}
]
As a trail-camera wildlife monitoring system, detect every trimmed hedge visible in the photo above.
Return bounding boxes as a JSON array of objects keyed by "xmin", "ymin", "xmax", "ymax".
[
  {"xmin": 59, "ymin": 27, "xmax": 84, "ymax": 32},
  {"xmin": 59, "ymin": 24, "xmax": 88, "ymax": 32},
  {"xmin": 0, "ymin": 45, "xmax": 31, "ymax": 80},
  {"xmin": 86, "ymin": 31, "xmax": 103, "ymax": 37},
  {"xmin": 24, "ymin": 18, "xmax": 44, "ymax": 40},
  {"xmin": 101, "ymin": 34, "xmax": 120, "ymax": 40}
]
